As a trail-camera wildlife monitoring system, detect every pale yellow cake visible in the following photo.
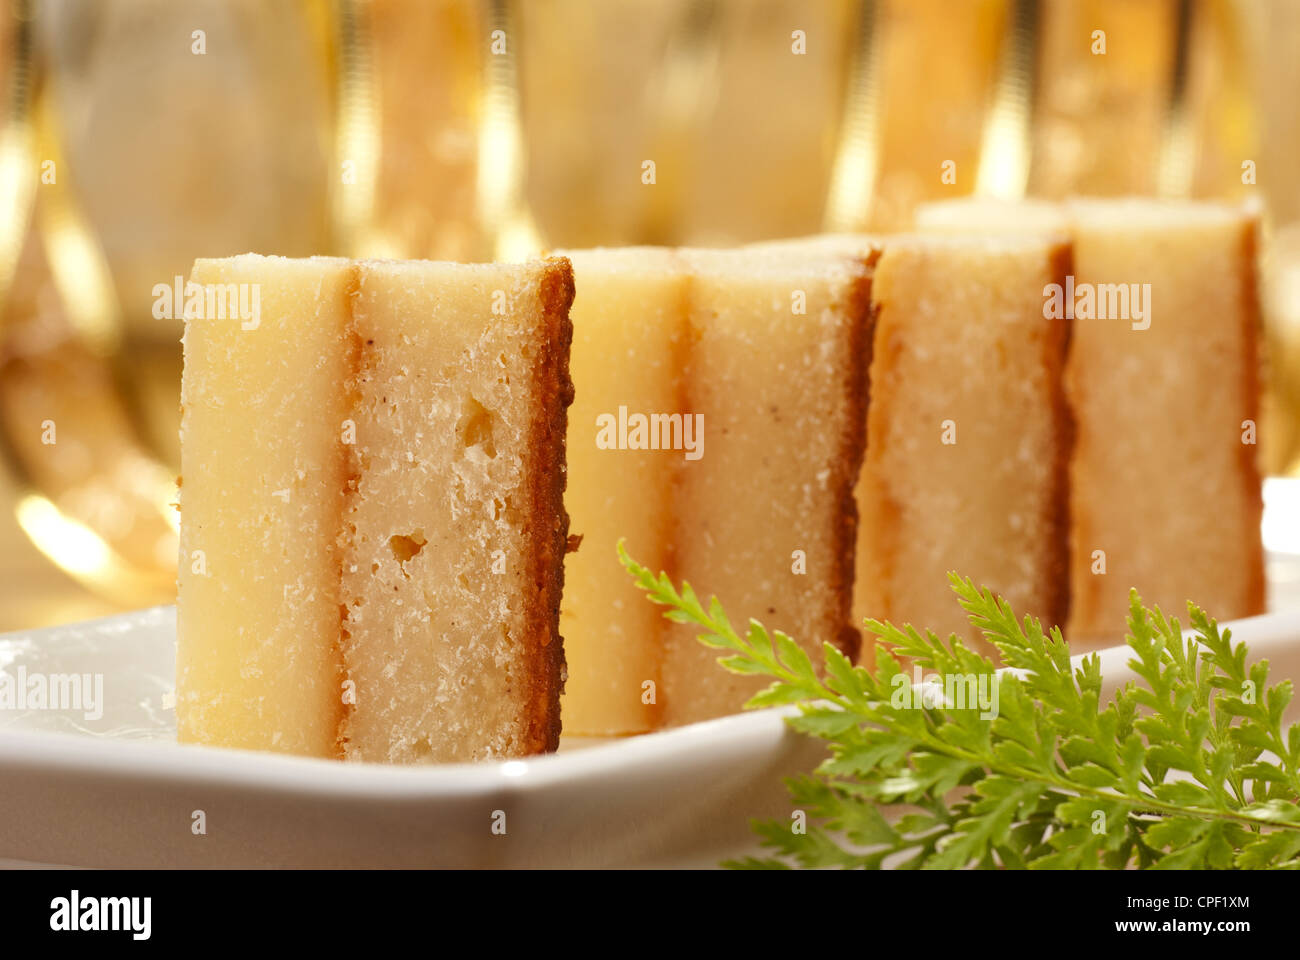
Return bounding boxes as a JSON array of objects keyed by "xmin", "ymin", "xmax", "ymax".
[
  {"xmin": 340, "ymin": 259, "xmax": 574, "ymax": 761},
  {"xmin": 859, "ymin": 235, "xmax": 1073, "ymax": 652},
  {"xmin": 664, "ymin": 249, "xmax": 875, "ymax": 723},
  {"xmin": 177, "ymin": 255, "xmax": 574, "ymax": 761},
  {"xmin": 554, "ymin": 248, "xmax": 686, "ymax": 735},
  {"xmin": 177, "ymin": 256, "xmax": 354, "ymax": 758},
  {"xmin": 557, "ymin": 246, "xmax": 875, "ymax": 729},
  {"xmin": 916, "ymin": 198, "xmax": 1266, "ymax": 647},
  {"xmin": 1066, "ymin": 201, "xmax": 1264, "ymax": 644}
]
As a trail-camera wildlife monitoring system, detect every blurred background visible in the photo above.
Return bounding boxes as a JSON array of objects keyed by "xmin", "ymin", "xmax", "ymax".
[{"xmin": 0, "ymin": 0, "xmax": 1298, "ymax": 631}]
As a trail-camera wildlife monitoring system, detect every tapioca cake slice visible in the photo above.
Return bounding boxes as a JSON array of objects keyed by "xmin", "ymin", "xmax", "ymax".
[
  {"xmin": 1064, "ymin": 200, "xmax": 1264, "ymax": 645},
  {"xmin": 914, "ymin": 198, "xmax": 1266, "ymax": 646},
  {"xmin": 663, "ymin": 247, "xmax": 875, "ymax": 725},
  {"xmin": 177, "ymin": 255, "xmax": 354, "ymax": 758},
  {"xmin": 858, "ymin": 234, "xmax": 1073, "ymax": 654},
  {"xmin": 177, "ymin": 255, "xmax": 574, "ymax": 763},
  {"xmin": 554, "ymin": 247, "xmax": 686, "ymax": 735},
  {"xmin": 341, "ymin": 258, "xmax": 574, "ymax": 762}
]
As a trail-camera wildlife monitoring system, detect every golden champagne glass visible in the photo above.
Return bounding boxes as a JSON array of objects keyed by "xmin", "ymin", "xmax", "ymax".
[
  {"xmin": 0, "ymin": 0, "xmax": 338, "ymax": 621},
  {"xmin": 0, "ymin": 0, "xmax": 176, "ymax": 615},
  {"xmin": 337, "ymin": 0, "xmax": 538, "ymax": 262},
  {"xmin": 826, "ymin": 0, "xmax": 1010, "ymax": 232}
]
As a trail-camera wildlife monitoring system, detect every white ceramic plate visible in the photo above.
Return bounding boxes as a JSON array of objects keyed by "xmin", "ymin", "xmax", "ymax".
[
  {"xmin": 0, "ymin": 603, "xmax": 836, "ymax": 868},
  {"xmin": 2, "ymin": 480, "xmax": 1299, "ymax": 868}
]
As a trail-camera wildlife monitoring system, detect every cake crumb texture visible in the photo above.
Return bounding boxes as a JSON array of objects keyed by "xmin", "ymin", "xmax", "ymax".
[
  {"xmin": 177, "ymin": 255, "xmax": 354, "ymax": 758},
  {"xmin": 177, "ymin": 255, "xmax": 573, "ymax": 762},
  {"xmin": 340, "ymin": 258, "xmax": 573, "ymax": 762}
]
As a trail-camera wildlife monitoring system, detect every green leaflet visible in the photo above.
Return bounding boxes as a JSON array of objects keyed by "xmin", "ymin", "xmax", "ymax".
[{"xmin": 617, "ymin": 541, "xmax": 1300, "ymax": 870}]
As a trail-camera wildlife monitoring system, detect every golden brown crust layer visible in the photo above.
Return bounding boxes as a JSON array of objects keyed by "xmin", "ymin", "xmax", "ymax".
[
  {"xmin": 1041, "ymin": 242, "xmax": 1075, "ymax": 633},
  {"xmin": 521, "ymin": 257, "xmax": 576, "ymax": 754},
  {"xmin": 1236, "ymin": 217, "xmax": 1267, "ymax": 616},
  {"xmin": 334, "ymin": 261, "xmax": 364, "ymax": 760},
  {"xmin": 828, "ymin": 257, "xmax": 878, "ymax": 665},
  {"xmin": 655, "ymin": 260, "xmax": 693, "ymax": 730},
  {"xmin": 860, "ymin": 261, "xmax": 908, "ymax": 646},
  {"xmin": 1061, "ymin": 253, "xmax": 1100, "ymax": 633}
]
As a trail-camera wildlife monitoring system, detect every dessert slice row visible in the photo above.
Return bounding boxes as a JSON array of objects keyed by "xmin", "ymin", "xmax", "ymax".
[
  {"xmin": 559, "ymin": 237, "xmax": 1074, "ymax": 731},
  {"xmin": 176, "ymin": 198, "xmax": 1264, "ymax": 760},
  {"xmin": 563, "ymin": 200, "xmax": 1263, "ymax": 733}
]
